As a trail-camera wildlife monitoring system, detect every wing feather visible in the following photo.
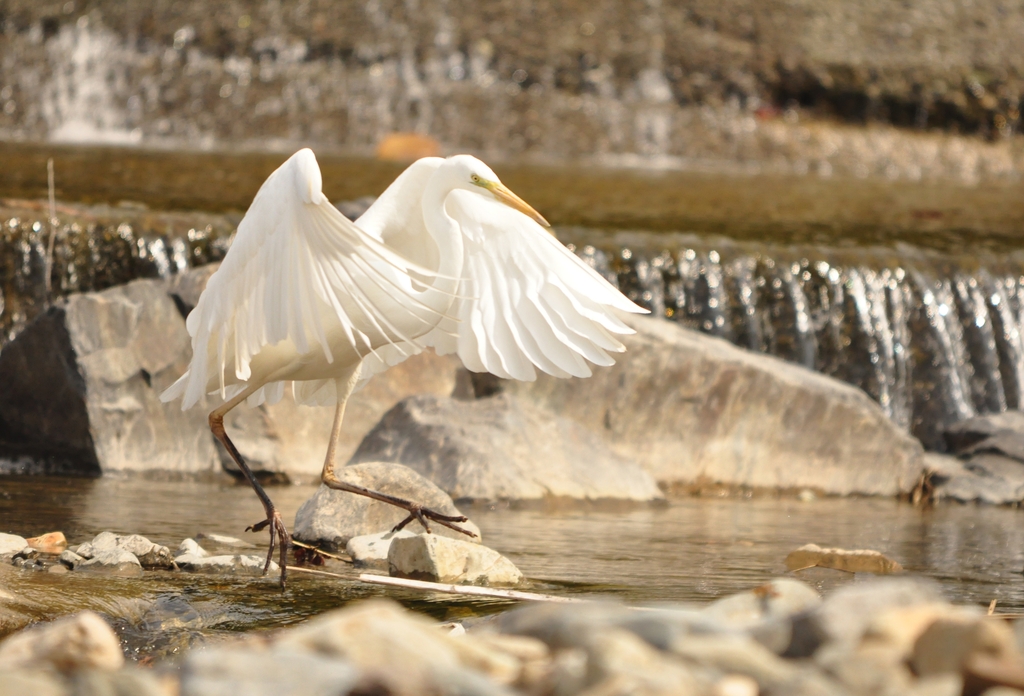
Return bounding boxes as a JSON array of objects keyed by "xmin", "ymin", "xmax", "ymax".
[{"xmin": 162, "ymin": 149, "xmax": 451, "ymax": 409}]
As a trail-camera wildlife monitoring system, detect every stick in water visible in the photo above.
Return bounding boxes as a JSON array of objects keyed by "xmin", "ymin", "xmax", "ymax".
[{"xmin": 45, "ymin": 158, "xmax": 57, "ymax": 299}]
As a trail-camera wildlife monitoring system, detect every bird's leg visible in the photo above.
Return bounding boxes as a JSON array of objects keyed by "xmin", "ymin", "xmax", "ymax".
[
  {"xmin": 209, "ymin": 387, "xmax": 291, "ymax": 587},
  {"xmin": 319, "ymin": 372, "xmax": 477, "ymax": 539}
]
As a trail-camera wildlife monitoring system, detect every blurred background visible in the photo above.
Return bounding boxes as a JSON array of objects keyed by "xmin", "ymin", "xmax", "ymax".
[{"xmin": 4, "ymin": 0, "xmax": 1024, "ymax": 637}]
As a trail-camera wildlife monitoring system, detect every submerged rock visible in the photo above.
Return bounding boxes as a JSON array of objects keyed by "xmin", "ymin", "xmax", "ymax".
[
  {"xmin": 0, "ymin": 611, "xmax": 123, "ymax": 672},
  {"xmin": 388, "ymin": 534, "xmax": 524, "ymax": 585},
  {"xmin": 351, "ymin": 393, "xmax": 663, "ymax": 502},
  {"xmin": 292, "ymin": 462, "xmax": 480, "ymax": 550},
  {"xmin": 499, "ymin": 314, "xmax": 924, "ymax": 496},
  {"xmin": 785, "ymin": 544, "xmax": 904, "ymax": 575},
  {"xmin": 174, "ymin": 553, "xmax": 277, "ymax": 576}
]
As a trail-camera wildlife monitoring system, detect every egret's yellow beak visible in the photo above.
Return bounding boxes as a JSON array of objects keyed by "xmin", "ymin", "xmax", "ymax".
[{"xmin": 486, "ymin": 181, "xmax": 550, "ymax": 228}]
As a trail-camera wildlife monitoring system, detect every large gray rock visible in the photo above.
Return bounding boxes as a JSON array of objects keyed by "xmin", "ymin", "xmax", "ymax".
[
  {"xmin": 943, "ymin": 411, "xmax": 1024, "ymax": 454},
  {"xmin": 293, "ymin": 462, "xmax": 480, "ymax": 550},
  {"xmin": 499, "ymin": 315, "xmax": 924, "ymax": 496},
  {"xmin": 0, "ymin": 278, "xmax": 218, "ymax": 476},
  {"xmin": 0, "ymin": 265, "xmax": 466, "ymax": 480},
  {"xmin": 924, "ymin": 452, "xmax": 1024, "ymax": 505},
  {"xmin": 351, "ymin": 393, "xmax": 663, "ymax": 502}
]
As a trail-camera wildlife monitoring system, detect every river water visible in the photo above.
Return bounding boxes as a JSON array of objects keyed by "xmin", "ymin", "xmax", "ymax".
[
  {"xmin": 4, "ymin": 143, "xmax": 1024, "ymax": 652},
  {"xmin": 2, "ymin": 475, "xmax": 1024, "ymax": 658}
]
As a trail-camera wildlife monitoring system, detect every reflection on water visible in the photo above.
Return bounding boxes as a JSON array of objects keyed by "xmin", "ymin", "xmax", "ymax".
[{"xmin": 2, "ymin": 476, "xmax": 1024, "ymax": 624}]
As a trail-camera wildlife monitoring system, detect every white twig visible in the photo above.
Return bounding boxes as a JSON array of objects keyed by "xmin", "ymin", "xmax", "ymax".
[
  {"xmin": 45, "ymin": 158, "xmax": 57, "ymax": 299},
  {"xmin": 357, "ymin": 572, "xmax": 587, "ymax": 603}
]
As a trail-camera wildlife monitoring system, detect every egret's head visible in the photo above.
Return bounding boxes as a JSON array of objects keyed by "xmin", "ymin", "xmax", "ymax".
[{"xmin": 446, "ymin": 155, "xmax": 550, "ymax": 227}]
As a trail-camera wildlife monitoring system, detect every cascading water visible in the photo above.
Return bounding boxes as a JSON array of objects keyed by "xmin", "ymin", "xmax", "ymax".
[
  {"xmin": 3, "ymin": 196, "xmax": 1024, "ymax": 452},
  {"xmin": 564, "ymin": 230, "xmax": 1024, "ymax": 450}
]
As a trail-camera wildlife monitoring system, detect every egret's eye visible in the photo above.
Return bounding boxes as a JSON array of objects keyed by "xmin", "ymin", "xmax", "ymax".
[{"xmin": 471, "ymin": 174, "xmax": 481, "ymax": 184}]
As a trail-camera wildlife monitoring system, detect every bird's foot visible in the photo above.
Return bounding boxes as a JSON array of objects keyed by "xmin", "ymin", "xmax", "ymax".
[
  {"xmin": 246, "ymin": 508, "xmax": 291, "ymax": 587},
  {"xmin": 392, "ymin": 504, "xmax": 477, "ymax": 539}
]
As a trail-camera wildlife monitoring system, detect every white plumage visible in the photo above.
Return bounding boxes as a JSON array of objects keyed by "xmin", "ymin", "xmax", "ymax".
[{"xmin": 160, "ymin": 148, "xmax": 647, "ymax": 585}]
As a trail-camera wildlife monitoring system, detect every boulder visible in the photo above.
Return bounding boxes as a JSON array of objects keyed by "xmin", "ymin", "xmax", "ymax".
[
  {"xmin": 0, "ymin": 264, "xmax": 464, "ymax": 480},
  {"xmin": 943, "ymin": 411, "xmax": 1024, "ymax": 454},
  {"xmin": 220, "ymin": 349, "xmax": 463, "ymax": 483},
  {"xmin": 925, "ymin": 452, "xmax": 1024, "ymax": 505},
  {"xmin": 351, "ymin": 393, "xmax": 663, "ymax": 502},
  {"xmin": 387, "ymin": 534, "xmax": 524, "ymax": 585},
  {"xmin": 292, "ymin": 462, "xmax": 480, "ymax": 550},
  {"xmin": 0, "ymin": 278, "xmax": 218, "ymax": 475},
  {"xmin": 497, "ymin": 314, "xmax": 924, "ymax": 496},
  {"xmin": 0, "ymin": 611, "xmax": 124, "ymax": 672}
]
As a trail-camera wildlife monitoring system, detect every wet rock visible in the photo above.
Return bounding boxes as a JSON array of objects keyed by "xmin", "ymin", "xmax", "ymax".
[
  {"xmin": 799, "ymin": 577, "xmax": 947, "ymax": 658},
  {"xmin": 944, "ymin": 412, "xmax": 1024, "ymax": 454},
  {"xmin": 388, "ymin": 534, "xmax": 523, "ymax": 585},
  {"xmin": 274, "ymin": 598, "xmax": 517, "ymax": 694},
  {"xmin": 702, "ymin": 578, "xmax": 822, "ymax": 654},
  {"xmin": 221, "ymin": 347, "xmax": 463, "ymax": 483},
  {"xmin": 912, "ymin": 612, "xmax": 1020, "ymax": 677},
  {"xmin": 0, "ymin": 277, "xmax": 219, "ymax": 475},
  {"xmin": 77, "ymin": 548, "xmax": 143, "ymax": 577},
  {"xmin": 194, "ymin": 532, "xmax": 255, "ymax": 549},
  {"xmin": 176, "ymin": 539, "xmax": 209, "ymax": 558},
  {"xmin": 500, "ymin": 314, "xmax": 924, "ymax": 496},
  {"xmin": 346, "ymin": 530, "xmax": 417, "ymax": 569},
  {"xmin": 0, "ymin": 533, "xmax": 28, "ymax": 556},
  {"xmin": 0, "ymin": 669, "xmax": 67, "ymax": 696},
  {"xmin": 785, "ymin": 544, "xmax": 903, "ymax": 574},
  {"xmin": 180, "ymin": 645, "xmax": 359, "ymax": 696},
  {"xmin": 581, "ymin": 628, "xmax": 703, "ymax": 695},
  {"xmin": 352, "ymin": 393, "xmax": 663, "ymax": 502},
  {"xmin": 926, "ymin": 452, "xmax": 1024, "ymax": 505},
  {"xmin": 174, "ymin": 553, "xmax": 277, "ymax": 575},
  {"xmin": 292, "ymin": 462, "xmax": 480, "ymax": 550},
  {"xmin": 76, "ymin": 532, "xmax": 174, "ymax": 569},
  {"xmin": 0, "ymin": 610, "xmax": 123, "ymax": 671},
  {"xmin": 26, "ymin": 532, "xmax": 67, "ymax": 555}
]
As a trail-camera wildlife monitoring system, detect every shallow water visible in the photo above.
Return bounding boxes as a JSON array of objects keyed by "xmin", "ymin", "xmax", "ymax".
[{"xmin": 3, "ymin": 475, "xmax": 1024, "ymax": 655}]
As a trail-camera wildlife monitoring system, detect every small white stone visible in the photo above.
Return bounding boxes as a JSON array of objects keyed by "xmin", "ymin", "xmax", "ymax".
[
  {"xmin": 177, "ymin": 538, "xmax": 209, "ymax": 558},
  {"xmin": 388, "ymin": 534, "xmax": 523, "ymax": 585},
  {"xmin": 346, "ymin": 530, "xmax": 417, "ymax": 568},
  {"xmin": 0, "ymin": 533, "xmax": 28, "ymax": 556}
]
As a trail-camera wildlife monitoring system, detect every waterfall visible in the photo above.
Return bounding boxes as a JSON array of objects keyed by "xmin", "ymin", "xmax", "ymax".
[{"xmin": 566, "ymin": 234, "xmax": 1024, "ymax": 450}]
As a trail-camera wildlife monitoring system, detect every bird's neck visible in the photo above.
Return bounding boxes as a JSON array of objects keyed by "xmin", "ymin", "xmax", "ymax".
[{"xmin": 421, "ymin": 176, "xmax": 465, "ymax": 281}]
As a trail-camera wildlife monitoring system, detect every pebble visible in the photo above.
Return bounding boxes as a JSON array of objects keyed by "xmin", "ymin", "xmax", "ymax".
[
  {"xmin": 388, "ymin": 533, "xmax": 523, "ymax": 585},
  {"xmin": 26, "ymin": 532, "xmax": 67, "ymax": 555}
]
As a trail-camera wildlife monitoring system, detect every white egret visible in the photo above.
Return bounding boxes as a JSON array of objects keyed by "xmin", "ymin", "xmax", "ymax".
[{"xmin": 161, "ymin": 148, "xmax": 647, "ymax": 585}]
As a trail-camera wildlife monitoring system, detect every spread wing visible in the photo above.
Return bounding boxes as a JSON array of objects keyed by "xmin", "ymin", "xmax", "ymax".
[
  {"xmin": 358, "ymin": 187, "xmax": 647, "ymax": 384},
  {"xmin": 162, "ymin": 149, "xmax": 447, "ymax": 409}
]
